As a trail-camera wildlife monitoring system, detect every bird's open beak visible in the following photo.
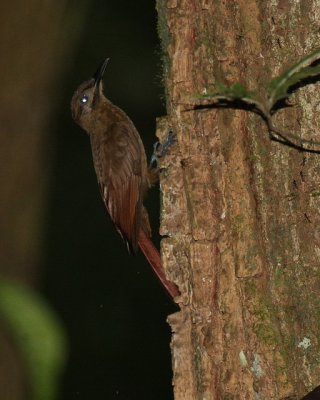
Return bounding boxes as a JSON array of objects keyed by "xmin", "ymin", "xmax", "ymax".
[{"xmin": 93, "ymin": 58, "xmax": 110, "ymax": 88}]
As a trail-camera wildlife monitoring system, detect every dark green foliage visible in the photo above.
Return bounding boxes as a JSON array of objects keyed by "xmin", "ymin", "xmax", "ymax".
[
  {"xmin": 0, "ymin": 280, "xmax": 66, "ymax": 400},
  {"xmin": 215, "ymin": 82, "xmax": 257, "ymax": 101},
  {"xmin": 267, "ymin": 48, "xmax": 320, "ymax": 111},
  {"xmin": 198, "ymin": 48, "xmax": 320, "ymax": 152}
]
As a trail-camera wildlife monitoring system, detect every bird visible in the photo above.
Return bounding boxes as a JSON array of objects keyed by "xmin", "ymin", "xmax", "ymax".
[{"xmin": 71, "ymin": 58, "xmax": 179, "ymax": 299}]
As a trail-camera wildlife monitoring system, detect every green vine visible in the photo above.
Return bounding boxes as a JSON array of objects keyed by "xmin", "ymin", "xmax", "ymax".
[{"xmin": 196, "ymin": 48, "xmax": 320, "ymax": 152}]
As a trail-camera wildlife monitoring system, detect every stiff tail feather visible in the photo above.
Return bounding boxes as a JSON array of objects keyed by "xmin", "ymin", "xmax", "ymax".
[{"xmin": 138, "ymin": 230, "xmax": 180, "ymax": 299}]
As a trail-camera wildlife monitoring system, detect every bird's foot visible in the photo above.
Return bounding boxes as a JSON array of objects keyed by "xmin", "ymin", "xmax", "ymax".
[{"xmin": 149, "ymin": 129, "xmax": 176, "ymax": 169}]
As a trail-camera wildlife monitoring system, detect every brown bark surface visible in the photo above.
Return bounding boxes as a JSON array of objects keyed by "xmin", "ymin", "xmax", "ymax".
[{"xmin": 157, "ymin": 1, "xmax": 320, "ymax": 399}]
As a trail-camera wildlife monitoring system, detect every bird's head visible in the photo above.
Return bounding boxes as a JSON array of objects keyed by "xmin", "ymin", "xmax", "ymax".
[{"xmin": 71, "ymin": 58, "xmax": 109, "ymax": 132}]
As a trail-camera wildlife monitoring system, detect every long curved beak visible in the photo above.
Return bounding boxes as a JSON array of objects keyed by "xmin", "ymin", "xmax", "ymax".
[{"xmin": 93, "ymin": 58, "xmax": 110, "ymax": 88}]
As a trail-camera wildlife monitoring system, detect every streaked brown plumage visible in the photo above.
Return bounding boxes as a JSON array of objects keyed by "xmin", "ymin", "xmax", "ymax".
[{"xmin": 71, "ymin": 59, "xmax": 179, "ymax": 299}]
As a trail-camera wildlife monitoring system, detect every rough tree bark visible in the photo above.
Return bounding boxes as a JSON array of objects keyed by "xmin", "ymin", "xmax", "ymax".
[{"xmin": 157, "ymin": 1, "xmax": 320, "ymax": 399}]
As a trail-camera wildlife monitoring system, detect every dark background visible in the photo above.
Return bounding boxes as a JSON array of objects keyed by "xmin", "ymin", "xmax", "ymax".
[{"xmin": 42, "ymin": 1, "xmax": 177, "ymax": 399}]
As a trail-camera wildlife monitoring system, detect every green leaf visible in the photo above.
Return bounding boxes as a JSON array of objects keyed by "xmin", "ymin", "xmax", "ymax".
[
  {"xmin": 0, "ymin": 280, "xmax": 67, "ymax": 400},
  {"xmin": 267, "ymin": 48, "xmax": 320, "ymax": 110},
  {"xmin": 214, "ymin": 82, "xmax": 257, "ymax": 100},
  {"xmin": 198, "ymin": 83, "xmax": 267, "ymax": 116}
]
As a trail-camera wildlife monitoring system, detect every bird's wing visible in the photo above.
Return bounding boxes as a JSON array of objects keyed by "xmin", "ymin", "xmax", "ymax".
[{"xmin": 97, "ymin": 122, "xmax": 143, "ymax": 253}]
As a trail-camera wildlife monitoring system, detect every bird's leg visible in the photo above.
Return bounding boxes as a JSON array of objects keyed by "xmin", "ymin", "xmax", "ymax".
[
  {"xmin": 149, "ymin": 129, "xmax": 176, "ymax": 170},
  {"xmin": 148, "ymin": 130, "xmax": 176, "ymax": 185}
]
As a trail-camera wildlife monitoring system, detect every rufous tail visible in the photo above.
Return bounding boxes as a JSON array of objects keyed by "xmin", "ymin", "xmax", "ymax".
[{"xmin": 138, "ymin": 229, "xmax": 180, "ymax": 300}]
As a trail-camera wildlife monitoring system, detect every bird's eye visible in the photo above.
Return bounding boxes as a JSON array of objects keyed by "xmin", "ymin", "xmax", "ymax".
[{"xmin": 80, "ymin": 95, "xmax": 89, "ymax": 104}]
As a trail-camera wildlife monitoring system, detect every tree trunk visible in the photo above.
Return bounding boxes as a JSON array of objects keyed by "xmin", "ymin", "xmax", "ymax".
[{"xmin": 157, "ymin": 1, "xmax": 320, "ymax": 399}]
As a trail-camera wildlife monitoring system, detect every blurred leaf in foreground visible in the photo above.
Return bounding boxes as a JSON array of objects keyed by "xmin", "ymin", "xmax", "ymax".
[{"xmin": 0, "ymin": 279, "xmax": 67, "ymax": 400}]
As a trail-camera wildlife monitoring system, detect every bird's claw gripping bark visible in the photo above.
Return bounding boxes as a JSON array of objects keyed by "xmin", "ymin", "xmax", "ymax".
[{"xmin": 149, "ymin": 129, "xmax": 176, "ymax": 169}]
